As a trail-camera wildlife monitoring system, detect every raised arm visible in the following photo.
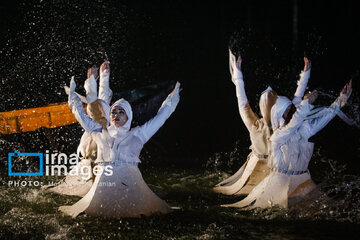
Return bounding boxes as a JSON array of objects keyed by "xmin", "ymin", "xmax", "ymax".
[
  {"xmin": 84, "ymin": 66, "xmax": 99, "ymax": 104},
  {"xmin": 84, "ymin": 65, "xmax": 110, "ymax": 127},
  {"xmin": 84, "ymin": 63, "xmax": 113, "ymax": 104},
  {"xmin": 99, "ymin": 61, "xmax": 113, "ymax": 105},
  {"xmin": 68, "ymin": 77, "xmax": 103, "ymax": 134},
  {"xmin": 135, "ymin": 82, "xmax": 181, "ymax": 144},
  {"xmin": 292, "ymin": 57, "xmax": 311, "ymax": 107},
  {"xmin": 229, "ymin": 49, "xmax": 259, "ymax": 132},
  {"xmin": 303, "ymin": 80, "xmax": 352, "ymax": 138},
  {"xmin": 270, "ymin": 99, "xmax": 313, "ymax": 146}
]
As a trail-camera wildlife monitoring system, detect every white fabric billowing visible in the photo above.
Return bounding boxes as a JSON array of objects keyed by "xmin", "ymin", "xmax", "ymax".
[
  {"xmin": 59, "ymin": 165, "xmax": 104, "ymax": 218},
  {"xmin": 213, "ymin": 152, "xmax": 270, "ymax": 195},
  {"xmin": 48, "ymin": 159, "xmax": 94, "ymax": 197},
  {"xmin": 59, "ymin": 80, "xmax": 180, "ymax": 218},
  {"xmin": 59, "ymin": 164, "xmax": 171, "ymax": 218},
  {"xmin": 85, "ymin": 165, "xmax": 171, "ymax": 217},
  {"xmin": 222, "ymin": 171, "xmax": 312, "ymax": 209}
]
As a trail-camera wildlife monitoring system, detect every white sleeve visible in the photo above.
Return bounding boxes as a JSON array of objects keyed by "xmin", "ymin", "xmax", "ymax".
[
  {"xmin": 270, "ymin": 100, "xmax": 313, "ymax": 146},
  {"xmin": 84, "ymin": 75, "xmax": 98, "ymax": 104},
  {"xmin": 68, "ymin": 83, "xmax": 103, "ymax": 134},
  {"xmin": 233, "ymin": 76, "xmax": 260, "ymax": 132},
  {"xmin": 229, "ymin": 50, "xmax": 258, "ymax": 132},
  {"xmin": 135, "ymin": 84, "xmax": 180, "ymax": 144},
  {"xmin": 233, "ymin": 72, "xmax": 247, "ymax": 108},
  {"xmin": 99, "ymin": 73, "xmax": 113, "ymax": 105},
  {"xmin": 292, "ymin": 69, "xmax": 311, "ymax": 107},
  {"xmin": 302, "ymin": 97, "xmax": 341, "ymax": 139}
]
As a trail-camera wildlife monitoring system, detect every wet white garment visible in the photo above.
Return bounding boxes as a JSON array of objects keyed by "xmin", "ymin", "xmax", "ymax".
[
  {"xmin": 84, "ymin": 73, "xmax": 113, "ymax": 105},
  {"xmin": 223, "ymin": 97, "xmax": 342, "ymax": 209},
  {"xmin": 222, "ymin": 171, "xmax": 314, "ymax": 209},
  {"xmin": 59, "ymin": 79, "xmax": 180, "ymax": 218},
  {"xmin": 293, "ymin": 69, "xmax": 311, "ymax": 106},
  {"xmin": 270, "ymin": 96, "xmax": 292, "ymax": 130},
  {"xmin": 47, "ymin": 159, "xmax": 94, "ymax": 197},
  {"xmin": 214, "ymin": 50, "xmax": 310, "ymax": 196},
  {"xmin": 269, "ymin": 98, "xmax": 342, "ymax": 172},
  {"xmin": 84, "ymin": 164, "xmax": 171, "ymax": 217},
  {"xmin": 77, "ymin": 73, "xmax": 112, "ymax": 159},
  {"xmin": 49, "ymin": 74, "xmax": 112, "ymax": 197}
]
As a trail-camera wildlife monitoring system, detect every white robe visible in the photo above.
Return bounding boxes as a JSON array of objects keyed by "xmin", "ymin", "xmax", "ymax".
[
  {"xmin": 223, "ymin": 97, "xmax": 342, "ymax": 209},
  {"xmin": 59, "ymin": 81, "xmax": 180, "ymax": 218},
  {"xmin": 49, "ymin": 73, "xmax": 112, "ymax": 197},
  {"xmin": 214, "ymin": 52, "xmax": 310, "ymax": 196}
]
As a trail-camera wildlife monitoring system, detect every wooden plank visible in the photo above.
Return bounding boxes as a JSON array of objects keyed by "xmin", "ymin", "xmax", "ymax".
[
  {"xmin": 0, "ymin": 118, "xmax": 18, "ymax": 134},
  {"xmin": 50, "ymin": 110, "xmax": 78, "ymax": 128},
  {"xmin": 18, "ymin": 112, "xmax": 51, "ymax": 132},
  {"xmin": 0, "ymin": 102, "xmax": 86, "ymax": 134}
]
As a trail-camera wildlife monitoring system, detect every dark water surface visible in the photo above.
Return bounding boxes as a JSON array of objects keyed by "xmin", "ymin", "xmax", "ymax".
[
  {"xmin": 1, "ymin": 0, "xmax": 360, "ymax": 239},
  {"xmin": 0, "ymin": 167, "xmax": 360, "ymax": 240}
]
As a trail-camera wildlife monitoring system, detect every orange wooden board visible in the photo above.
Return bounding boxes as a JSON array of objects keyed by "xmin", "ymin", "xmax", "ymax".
[{"xmin": 0, "ymin": 102, "xmax": 86, "ymax": 134}]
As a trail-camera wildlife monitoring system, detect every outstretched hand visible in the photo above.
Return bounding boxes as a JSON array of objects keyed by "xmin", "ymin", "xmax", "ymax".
[
  {"xmin": 70, "ymin": 76, "xmax": 76, "ymax": 93},
  {"xmin": 304, "ymin": 57, "xmax": 311, "ymax": 72},
  {"xmin": 236, "ymin": 55, "xmax": 242, "ymax": 70},
  {"xmin": 229, "ymin": 49, "xmax": 242, "ymax": 71},
  {"xmin": 166, "ymin": 81, "xmax": 181, "ymax": 108},
  {"xmin": 339, "ymin": 80, "xmax": 352, "ymax": 107},
  {"xmin": 87, "ymin": 66, "xmax": 99, "ymax": 79},
  {"xmin": 171, "ymin": 81, "xmax": 182, "ymax": 95},
  {"xmin": 100, "ymin": 61, "xmax": 110, "ymax": 74},
  {"xmin": 341, "ymin": 79, "xmax": 352, "ymax": 95},
  {"xmin": 229, "ymin": 49, "xmax": 243, "ymax": 81},
  {"xmin": 67, "ymin": 76, "xmax": 78, "ymax": 108}
]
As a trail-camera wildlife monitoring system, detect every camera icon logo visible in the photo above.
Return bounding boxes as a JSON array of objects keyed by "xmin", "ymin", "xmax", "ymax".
[{"xmin": 8, "ymin": 150, "xmax": 43, "ymax": 176}]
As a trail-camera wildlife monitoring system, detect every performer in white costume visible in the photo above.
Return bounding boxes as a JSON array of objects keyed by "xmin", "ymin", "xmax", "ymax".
[
  {"xmin": 223, "ymin": 80, "xmax": 352, "ymax": 209},
  {"xmin": 49, "ymin": 62, "xmax": 112, "ymax": 197},
  {"xmin": 213, "ymin": 50, "xmax": 311, "ymax": 196},
  {"xmin": 59, "ymin": 76, "xmax": 181, "ymax": 218}
]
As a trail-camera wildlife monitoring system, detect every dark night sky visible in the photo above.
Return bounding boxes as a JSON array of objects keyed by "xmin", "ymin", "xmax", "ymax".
[{"xmin": 0, "ymin": 0, "xmax": 359, "ymax": 169}]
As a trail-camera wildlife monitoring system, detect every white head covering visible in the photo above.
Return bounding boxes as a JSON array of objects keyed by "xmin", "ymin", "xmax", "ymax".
[
  {"xmin": 107, "ymin": 98, "xmax": 133, "ymax": 138},
  {"xmin": 270, "ymin": 96, "xmax": 292, "ymax": 130},
  {"xmin": 259, "ymin": 86, "xmax": 278, "ymax": 127}
]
